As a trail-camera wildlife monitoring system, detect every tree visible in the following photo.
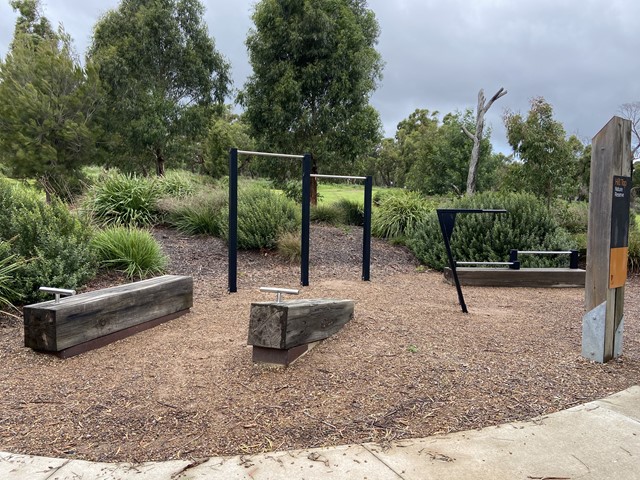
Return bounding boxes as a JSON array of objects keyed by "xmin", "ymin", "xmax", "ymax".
[
  {"xmin": 88, "ymin": 0, "xmax": 231, "ymax": 176},
  {"xmin": 619, "ymin": 102, "xmax": 640, "ymax": 160},
  {"xmin": 462, "ymin": 87, "xmax": 507, "ymax": 195},
  {"xmin": 240, "ymin": 0, "xmax": 383, "ymax": 202},
  {"xmin": 504, "ymin": 97, "xmax": 576, "ymax": 206},
  {"xmin": 203, "ymin": 108, "xmax": 255, "ymax": 177},
  {"xmin": 0, "ymin": 0, "xmax": 101, "ymax": 199}
]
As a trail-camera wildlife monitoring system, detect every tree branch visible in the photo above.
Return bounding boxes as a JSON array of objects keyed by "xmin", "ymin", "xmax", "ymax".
[
  {"xmin": 483, "ymin": 87, "xmax": 507, "ymax": 114},
  {"xmin": 461, "ymin": 125, "xmax": 475, "ymax": 140}
]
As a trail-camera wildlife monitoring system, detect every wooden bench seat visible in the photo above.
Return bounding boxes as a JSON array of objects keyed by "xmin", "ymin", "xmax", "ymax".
[{"xmin": 23, "ymin": 275, "xmax": 193, "ymax": 358}]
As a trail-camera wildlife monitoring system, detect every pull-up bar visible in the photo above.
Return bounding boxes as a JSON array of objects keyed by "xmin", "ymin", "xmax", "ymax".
[{"xmin": 236, "ymin": 150, "xmax": 305, "ymax": 159}]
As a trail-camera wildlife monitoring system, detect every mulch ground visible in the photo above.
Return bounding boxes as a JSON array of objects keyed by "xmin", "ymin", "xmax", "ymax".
[{"xmin": 1, "ymin": 224, "xmax": 639, "ymax": 463}]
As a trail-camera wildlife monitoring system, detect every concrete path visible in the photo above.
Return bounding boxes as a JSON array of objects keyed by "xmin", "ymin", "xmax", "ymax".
[{"xmin": 2, "ymin": 386, "xmax": 639, "ymax": 479}]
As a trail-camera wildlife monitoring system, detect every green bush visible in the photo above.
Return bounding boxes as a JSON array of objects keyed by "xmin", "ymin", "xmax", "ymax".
[
  {"xmin": 282, "ymin": 180, "xmax": 303, "ymax": 204},
  {"xmin": 311, "ymin": 203, "xmax": 343, "ymax": 225},
  {"xmin": 372, "ymin": 191, "xmax": 430, "ymax": 240},
  {"xmin": 409, "ymin": 192, "xmax": 576, "ymax": 270},
  {"xmin": 85, "ymin": 173, "xmax": 160, "ymax": 227},
  {"xmin": 334, "ymin": 198, "xmax": 364, "ymax": 226},
  {"xmin": 92, "ymin": 227, "xmax": 168, "ymax": 279},
  {"xmin": 224, "ymin": 186, "xmax": 300, "ymax": 249},
  {"xmin": 0, "ymin": 180, "xmax": 97, "ymax": 303},
  {"xmin": 552, "ymin": 200, "xmax": 589, "ymax": 234},
  {"xmin": 158, "ymin": 170, "xmax": 201, "ymax": 198},
  {"xmin": 166, "ymin": 190, "xmax": 227, "ymax": 236}
]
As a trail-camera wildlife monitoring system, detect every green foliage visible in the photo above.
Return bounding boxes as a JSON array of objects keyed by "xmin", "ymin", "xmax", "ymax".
[
  {"xmin": 409, "ymin": 192, "xmax": 576, "ymax": 270},
  {"xmin": 0, "ymin": 179, "xmax": 96, "ymax": 303},
  {"xmin": 334, "ymin": 199, "xmax": 364, "ymax": 226},
  {"xmin": 311, "ymin": 203, "xmax": 343, "ymax": 225},
  {"xmin": 241, "ymin": 0, "xmax": 383, "ymax": 181},
  {"xmin": 628, "ymin": 229, "xmax": 640, "ymax": 272},
  {"xmin": 504, "ymin": 97, "xmax": 587, "ymax": 205},
  {"xmin": 0, "ymin": 241, "xmax": 22, "ymax": 310},
  {"xmin": 372, "ymin": 191, "xmax": 430, "ymax": 240},
  {"xmin": 92, "ymin": 227, "xmax": 167, "ymax": 279},
  {"xmin": 85, "ymin": 173, "xmax": 160, "ymax": 227},
  {"xmin": 277, "ymin": 231, "xmax": 301, "ymax": 263},
  {"xmin": 158, "ymin": 170, "xmax": 200, "ymax": 198},
  {"xmin": 88, "ymin": 0, "xmax": 231, "ymax": 175},
  {"xmin": 0, "ymin": 3, "xmax": 101, "ymax": 200},
  {"xmin": 551, "ymin": 200, "xmax": 589, "ymax": 234},
  {"xmin": 385, "ymin": 109, "xmax": 502, "ymax": 194},
  {"xmin": 166, "ymin": 190, "xmax": 227, "ymax": 236},
  {"xmin": 282, "ymin": 180, "xmax": 303, "ymax": 204},
  {"xmin": 225, "ymin": 186, "xmax": 300, "ymax": 249},
  {"xmin": 204, "ymin": 108, "xmax": 255, "ymax": 177}
]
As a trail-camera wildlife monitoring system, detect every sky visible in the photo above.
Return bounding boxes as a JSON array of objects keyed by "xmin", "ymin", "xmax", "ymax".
[{"xmin": 1, "ymin": 0, "xmax": 639, "ymax": 155}]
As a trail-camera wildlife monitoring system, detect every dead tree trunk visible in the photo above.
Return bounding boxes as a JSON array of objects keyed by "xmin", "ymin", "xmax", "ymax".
[{"xmin": 463, "ymin": 87, "xmax": 507, "ymax": 195}]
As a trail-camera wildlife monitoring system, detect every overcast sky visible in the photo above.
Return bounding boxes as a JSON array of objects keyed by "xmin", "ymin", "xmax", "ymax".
[{"xmin": 1, "ymin": 0, "xmax": 638, "ymax": 154}]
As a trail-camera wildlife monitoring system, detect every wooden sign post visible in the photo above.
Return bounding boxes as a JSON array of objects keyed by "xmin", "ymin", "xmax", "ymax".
[{"xmin": 582, "ymin": 116, "xmax": 632, "ymax": 363}]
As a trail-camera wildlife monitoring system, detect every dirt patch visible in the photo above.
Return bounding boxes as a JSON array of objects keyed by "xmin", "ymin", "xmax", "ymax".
[{"xmin": 1, "ymin": 224, "xmax": 639, "ymax": 463}]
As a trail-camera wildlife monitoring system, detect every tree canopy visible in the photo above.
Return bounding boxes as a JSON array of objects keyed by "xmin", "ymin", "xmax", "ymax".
[
  {"xmin": 88, "ymin": 0, "xmax": 231, "ymax": 175},
  {"xmin": 0, "ymin": 0, "xmax": 101, "ymax": 199},
  {"xmin": 240, "ymin": 0, "xmax": 383, "ymax": 181},
  {"xmin": 504, "ymin": 97, "xmax": 585, "ymax": 205}
]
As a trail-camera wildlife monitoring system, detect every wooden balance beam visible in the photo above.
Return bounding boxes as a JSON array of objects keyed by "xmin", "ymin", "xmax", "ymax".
[
  {"xmin": 23, "ymin": 275, "xmax": 193, "ymax": 358},
  {"xmin": 248, "ymin": 295, "xmax": 354, "ymax": 366},
  {"xmin": 443, "ymin": 267, "xmax": 585, "ymax": 288}
]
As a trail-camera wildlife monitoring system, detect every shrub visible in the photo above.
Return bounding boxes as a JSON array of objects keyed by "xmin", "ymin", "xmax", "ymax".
[
  {"xmin": 282, "ymin": 180, "xmax": 303, "ymax": 204},
  {"xmin": 166, "ymin": 190, "xmax": 227, "ymax": 236},
  {"xmin": 409, "ymin": 192, "xmax": 576, "ymax": 270},
  {"xmin": 0, "ymin": 180, "xmax": 97, "ymax": 303},
  {"xmin": 372, "ymin": 191, "xmax": 430, "ymax": 240},
  {"xmin": 277, "ymin": 231, "xmax": 301, "ymax": 262},
  {"xmin": 92, "ymin": 227, "xmax": 168, "ymax": 279},
  {"xmin": 158, "ymin": 170, "xmax": 200, "ymax": 198},
  {"xmin": 311, "ymin": 203, "xmax": 343, "ymax": 225},
  {"xmin": 85, "ymin": 173, "xmax": 160, "ymax": 227},
  {"xmin": 334, "ymin": 198, "xmax": 364, "ymax": 226},
  {"xmin": 552, "ymin": 200, "xmax": 589, "ymax": 234},
  {"xmin": 223, "ymin": 186, "xmax": 300, "ymax": 249}
]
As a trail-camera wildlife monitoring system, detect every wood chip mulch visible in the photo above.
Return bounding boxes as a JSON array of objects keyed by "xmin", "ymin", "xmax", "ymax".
[{"xmin": 1, "ymin": 224, "xmax": 639, "ymax": 463}]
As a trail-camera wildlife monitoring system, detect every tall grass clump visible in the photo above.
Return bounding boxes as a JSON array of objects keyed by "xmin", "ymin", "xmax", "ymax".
[
  {"xmin": 0, "ymin": 179, "xmax": 97, "ymax": 303},
  {"xmin": 85, "ymin": 173, "xmax": 159, "ymax": 227},
  {"xmin": 158, "ymin": 170, "xmax": 202, "ymax": 198},
  {"xmin": 277, "ymin": 231, "xmax": 301, "ymax": 262},
  {"xmin": 0, "ymin": 242, "xmax": 22, "ymax": 311},
  {"xmin": 164, "ymin": 189, "xmax": 227, "ymax": 236},
  {"xmin": 372, "ymin": 191, "xmax": 431, "ymax": 240},
  {"xmin": 224, "ymin": 186, "xmax": 300, "ymax": 249},
  {"xmin": 334, "ymin": 198, "xmax": 364, "ymax": 226},
  {"xmin": 92, "ymin": 227, "xmax": 168, "ymax": 279},
  {"xmin": 409, "ymin": 192, "xmax": 576, "ymax": 270}
]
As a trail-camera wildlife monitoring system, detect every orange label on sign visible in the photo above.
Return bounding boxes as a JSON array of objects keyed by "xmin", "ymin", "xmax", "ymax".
[{"xmin": 609, "ymin": 247, "xmax": 628, "ymax": 288}]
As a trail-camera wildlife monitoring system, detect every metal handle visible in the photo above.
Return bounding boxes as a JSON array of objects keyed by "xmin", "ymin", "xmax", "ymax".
[
  {"xmin": 39, "ymin": 287, "xmax": 76, "ymax": 304},
  {"xmin": 259, "ymin": 287, "xmax": 300, "ymax": 303}
]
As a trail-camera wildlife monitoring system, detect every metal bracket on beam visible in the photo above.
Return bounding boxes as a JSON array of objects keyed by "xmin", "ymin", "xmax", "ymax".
[
  {"xmin": 39, "ymin": 287, "xmax": 76, "ymax": 304},
  {"xmin": 259, "ymin": 287, "xmax": 300, "ymax": 303}
]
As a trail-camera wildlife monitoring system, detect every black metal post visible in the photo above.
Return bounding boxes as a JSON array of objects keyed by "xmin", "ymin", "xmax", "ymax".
[
  {"xmin": 570, "ymin": 249, "xmax": 579, "ymax": 269},
  {"xmin": 437, "ymin": 210, "xmax": 467, "ymax": 313},
  {"xmin": 301, "ymin": 154, "xmax": 311, "ymax": 286},
  {"xmin": 508, "ymin": 249, "xmax": 520, "ymax": 270},
  {"xmin": 362, "ymin": 176, "xmax": 372, "ymax": 281},
  {"xmin": 228, "ymin": 148, "xmax": 238, "ymax": 293}
]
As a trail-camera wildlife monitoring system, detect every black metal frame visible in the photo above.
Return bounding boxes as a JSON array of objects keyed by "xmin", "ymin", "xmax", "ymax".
[{"xmin": 437, "ymin": 208, "xmax": 507, "ymax": 313}]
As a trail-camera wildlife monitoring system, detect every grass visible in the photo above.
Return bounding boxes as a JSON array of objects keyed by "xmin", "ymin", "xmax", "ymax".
[{"xmin": 317, "ymin": 183, "xmax": 404, "ymax": 205}]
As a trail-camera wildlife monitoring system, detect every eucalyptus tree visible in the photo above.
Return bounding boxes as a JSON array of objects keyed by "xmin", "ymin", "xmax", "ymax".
[
  {"xmin": 240, "ymin": 0, "xmax": 383, "ymax": 198},
  {"xmin": 88, "ymin": 0, "xmax": 231, "ymax": 176}
]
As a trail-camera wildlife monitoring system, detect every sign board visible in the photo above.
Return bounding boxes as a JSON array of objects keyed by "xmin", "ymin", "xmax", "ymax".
[{"xmin": 609, "ymin": 175, "xmax": 631, "ymax": 288}]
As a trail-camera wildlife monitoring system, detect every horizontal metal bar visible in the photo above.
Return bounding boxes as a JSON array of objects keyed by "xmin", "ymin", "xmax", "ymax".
[
  {"xmin": 39, "ymin": 287, "xmax": 76, "ymax": 295},
  {"xmin": 456, "ymin": 262, "xmax": 514, "ymax": 265},
  {"xmin": 311, "ymin": 174, "xmax": 367, "ymax": 180},
  {"xmin": 259, "ymin": 287, "xmax": 300, "ymax": 295},
  {"xmin": 237, "ymin": 150, "xmax": 304, "ymax": 159},
  {"xmin": 517, "ymin": 251, "xmax": 573, "ymax": 255}
]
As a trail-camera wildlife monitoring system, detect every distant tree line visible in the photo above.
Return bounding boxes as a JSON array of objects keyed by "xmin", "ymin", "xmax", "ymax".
[{"xmin": 0, "ymin": 0, "xmax": 631, "ymax": 206}]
